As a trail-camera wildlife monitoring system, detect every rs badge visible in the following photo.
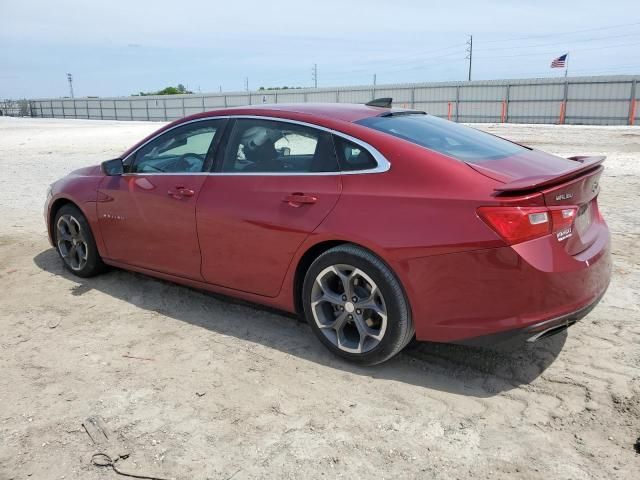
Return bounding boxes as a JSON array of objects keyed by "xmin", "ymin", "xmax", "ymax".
[{"xmin": 557, "ymin": 227, "xmax": 572, "ymax": 241}]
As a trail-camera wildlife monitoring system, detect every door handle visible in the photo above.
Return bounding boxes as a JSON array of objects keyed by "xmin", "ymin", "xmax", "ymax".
[
  {"xmin": 283, "ymin": 193, "xmax": 318, "ymax": 207},
  {"xmin": 168, "ymin": 187, "xmax": 195, "ymax": 199}
]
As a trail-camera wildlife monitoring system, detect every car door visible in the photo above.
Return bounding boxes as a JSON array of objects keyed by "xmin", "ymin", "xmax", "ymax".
[
  {"xmin": 97, "ymin": 118, "xmax": 226, "ymax": 280},
  {"xmin": 196, "ymin": 117, "xmax": 342, "ymax": 297}
]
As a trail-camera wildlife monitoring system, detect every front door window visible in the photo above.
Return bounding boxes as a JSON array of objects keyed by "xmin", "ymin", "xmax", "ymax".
[{"xmin": 129, "ymin": 121, "xmax": 220, "ymax": 173}]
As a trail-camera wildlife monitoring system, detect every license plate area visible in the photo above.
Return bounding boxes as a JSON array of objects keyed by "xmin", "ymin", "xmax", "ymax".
[{"xmin": 574, "ymin": 201, "xmax": 593, "ymax": 236}]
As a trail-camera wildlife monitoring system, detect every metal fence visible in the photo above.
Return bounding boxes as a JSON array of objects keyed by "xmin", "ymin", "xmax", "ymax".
[
  {"xmin": 0, "ymin": 99, "xmax": 30, "ymax": 117},
  {"xmin": 26, "ymin": 74, "xmax": 639, "ymax": 126}
]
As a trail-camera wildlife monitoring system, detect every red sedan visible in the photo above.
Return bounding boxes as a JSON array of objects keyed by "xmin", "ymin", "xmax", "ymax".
[{"xmin": 45, "ymin": 101, "xmax": 611, "ymax": 364}]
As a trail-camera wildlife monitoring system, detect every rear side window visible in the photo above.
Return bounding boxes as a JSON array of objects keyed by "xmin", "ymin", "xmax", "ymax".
[
  {"xmin": 221, "ymin": 119, "xmax": 339, "ymax": 173},
  {"xmin": 333, "ymin": 136, "xmax": 377, "ymax": 171},
  {"xmin": 356, "ymin": 114, "xmax": 526, "ymax": 163}
]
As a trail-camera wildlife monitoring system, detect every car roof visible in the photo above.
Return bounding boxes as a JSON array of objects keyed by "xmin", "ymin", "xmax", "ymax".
[{"xmin": 198, "ymin": 103, "xmax": 396, "ymax": 123}]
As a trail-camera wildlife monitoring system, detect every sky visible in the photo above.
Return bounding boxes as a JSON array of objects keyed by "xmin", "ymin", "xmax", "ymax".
[{"xmin": 1, "ymin": 0, "xmax": 639, "ymax": 99}]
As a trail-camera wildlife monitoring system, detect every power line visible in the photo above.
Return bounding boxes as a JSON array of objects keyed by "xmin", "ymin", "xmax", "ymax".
[
  {"xmin": 477, "ymin": 31, "xmax": 640, "ymax": 52},
  {"xmin": 476, "ymin": 40, "xmax": 640, "ymax": 59},
  {"xmin": 328, "ymin": 42, "xmax": 467, "ymax": 69},
  {"xmin": 292, "ymin": 41, "xmax": 468, "ymax": 84},
  {"xmin": 321, "ymin": 49, "xmax": 466, "ymax": 79},
  {"xmin": 476, "ymin": 64, "xmax": 640, "ymax": 80},
  {"xmin": 478, "ymin": 20, "xmax": 640, "ymax": 44}
]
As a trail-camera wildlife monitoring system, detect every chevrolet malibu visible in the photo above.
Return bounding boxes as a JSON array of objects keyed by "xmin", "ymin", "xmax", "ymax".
[{"xmin": 45, "ymin": 101, "xmax": 611, "ymax": 365}]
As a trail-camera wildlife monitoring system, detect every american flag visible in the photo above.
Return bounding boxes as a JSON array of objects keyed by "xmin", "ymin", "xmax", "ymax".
[{"xmin": 551, "ymin": 54, "xmax": 568, "ymax": 68}]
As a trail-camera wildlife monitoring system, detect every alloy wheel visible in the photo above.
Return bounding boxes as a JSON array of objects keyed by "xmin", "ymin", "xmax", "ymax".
[
  {"xmin": 56, "ymin": 214, "xmax": 88, "ymax": 271},
  {"xmin": 310, "ymin": 264, "xmax": 388, "ymax": 354}
]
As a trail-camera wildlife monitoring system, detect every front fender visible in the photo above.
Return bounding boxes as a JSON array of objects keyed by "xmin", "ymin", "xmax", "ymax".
[{"xmin": 46, "ymin": 168, "xmax": 105, "ymax": 255}]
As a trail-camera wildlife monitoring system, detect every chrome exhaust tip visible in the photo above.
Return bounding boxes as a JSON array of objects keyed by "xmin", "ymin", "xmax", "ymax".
[{"xmin": 526, "ymin": 323, "xmax": 571, "ymax": 342}]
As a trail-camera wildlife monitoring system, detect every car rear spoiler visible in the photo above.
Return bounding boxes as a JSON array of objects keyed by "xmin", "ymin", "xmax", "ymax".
[{"xmin": 494, "ymin": 156, "xmax": 606, "ymax": 193}]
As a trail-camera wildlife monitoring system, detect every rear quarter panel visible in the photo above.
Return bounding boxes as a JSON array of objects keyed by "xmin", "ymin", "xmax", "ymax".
[{"xmin": 294, "ymin": 138, "xmax": 510, "ymax": 325}]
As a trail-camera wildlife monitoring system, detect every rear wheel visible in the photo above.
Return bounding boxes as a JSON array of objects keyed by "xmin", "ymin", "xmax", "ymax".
[
  {"xmin": 302, "ymin": 244, "xmax": 413, "ymax": 365},
  {"xmin": 54, "ymin": 204, "xmax": 105, "ymax": 277}
]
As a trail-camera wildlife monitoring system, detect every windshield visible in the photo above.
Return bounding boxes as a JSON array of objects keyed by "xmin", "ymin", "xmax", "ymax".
[{"xmin": 356, "ymin": 114, "xmax": 527, "ymax": 163}]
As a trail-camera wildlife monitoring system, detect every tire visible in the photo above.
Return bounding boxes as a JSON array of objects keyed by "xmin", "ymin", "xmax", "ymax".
[
  {"xmin": 53, "ymin": 204, "xmax": 106, "ymax": 278},
  {"xmin": 302, "ymin": 244, "xmax": 414, "ymax": 365}
]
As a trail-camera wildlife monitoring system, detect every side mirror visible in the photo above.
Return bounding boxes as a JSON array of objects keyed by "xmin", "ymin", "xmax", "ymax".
[{"xmin": 102, "ymin": 158, "xmax": 124, "ymax": 176}]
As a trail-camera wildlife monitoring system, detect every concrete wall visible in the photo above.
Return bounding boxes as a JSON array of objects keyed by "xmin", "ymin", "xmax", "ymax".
[{"xmin": 28, "ymin": 75, "xmax": 640, "ymax": 126}]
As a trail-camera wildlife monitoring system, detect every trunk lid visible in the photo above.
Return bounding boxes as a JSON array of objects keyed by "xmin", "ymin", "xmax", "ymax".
[
  {"xmin": 467, "ymin": 149, "xmax": 604, "ymax": 189},
  {"xmin": 538, "ymin": 166, "xmax": 603, "ymax": 255},
  {"xmin": 469, "ymin": 150, "xmax": 605, "ymax": 256}
]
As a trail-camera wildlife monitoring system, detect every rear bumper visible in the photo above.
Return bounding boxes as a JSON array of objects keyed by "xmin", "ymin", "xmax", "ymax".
[
  {"xmin": 402, "ymin": 221, "xmax": 611, "ymax": 344},
  {"xmin": 451, "ymin": 289, "xmax": 606, "ymax": 347}
]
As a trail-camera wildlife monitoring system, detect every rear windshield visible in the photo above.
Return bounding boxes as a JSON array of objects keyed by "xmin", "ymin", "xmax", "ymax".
[{"xmin": 356, "ymin": 114, "xmax": 527, "ymax": 163}]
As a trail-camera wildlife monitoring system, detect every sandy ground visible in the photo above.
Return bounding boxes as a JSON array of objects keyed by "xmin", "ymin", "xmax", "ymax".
[{"xmin": 0, "ymin": 117, "xmax": 638, "ymax": 480}]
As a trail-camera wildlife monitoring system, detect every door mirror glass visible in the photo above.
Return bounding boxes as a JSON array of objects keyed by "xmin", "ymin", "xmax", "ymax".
[{"xmin": 102, "ymin": 158, "xmax": 124, "ymax": 176}]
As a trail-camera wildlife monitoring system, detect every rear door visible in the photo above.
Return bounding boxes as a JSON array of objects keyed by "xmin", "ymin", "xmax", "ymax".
[
  {"xmin": 196, "ymin": 118, "xmax": 342, "ymax": 297},
  {"xmin": 97, "ymin": 119, "xmax": 226, "ymax": 279}
]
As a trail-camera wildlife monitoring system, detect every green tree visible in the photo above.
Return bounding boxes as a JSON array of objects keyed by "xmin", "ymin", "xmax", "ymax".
[{"xmin": 135, "ymin": 85, "xmax": 193, "ymax": 96}]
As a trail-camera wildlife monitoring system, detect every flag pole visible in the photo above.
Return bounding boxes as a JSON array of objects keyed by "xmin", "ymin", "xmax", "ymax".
[{"xmin": 565, "ymin": 52, "xmax": 569, "ymax": 78}]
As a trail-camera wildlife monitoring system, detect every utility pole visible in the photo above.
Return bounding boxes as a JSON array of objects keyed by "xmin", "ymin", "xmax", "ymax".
[
  {"xmin": 244, "ymin": 77, "xmax": 249, "ymax": 92},
  {"xmin": 373, "ymin": 73, "xmax": 377, "ymax": 86},
  {"xmin": 465, "ymin": 35, "xmax": 473, "ymax": 81},
  {"xmin": 66, "ymin": 73, "xmax": 74, "ymax": 98},
  {"xmin": 312, "ymin": 63, "xmax": 318, "ymax": 88}
]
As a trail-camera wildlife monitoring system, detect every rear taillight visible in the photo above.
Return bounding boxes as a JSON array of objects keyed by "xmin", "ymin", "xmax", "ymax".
[
  {"xmin": 550, "ymin": 207, "xmax": 578, "ymax": 230},
  {"xmin": 478, "ymin": 206, "xmax": 578, "ymax": 245}
]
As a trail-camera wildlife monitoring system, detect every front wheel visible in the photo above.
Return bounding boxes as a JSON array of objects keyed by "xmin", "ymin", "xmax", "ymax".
[
  {"xmin": 302, "ymin": 244, "xmax": 414, "ymax": 365},
  {"xmin": 54, "ymin": 204, "xmax": 106, "ymax": 278}
]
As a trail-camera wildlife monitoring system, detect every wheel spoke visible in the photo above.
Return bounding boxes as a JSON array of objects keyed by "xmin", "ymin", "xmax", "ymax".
[
  {"xmin": 57, "ymin": 217, "xmax": 70, "ymax": 238},
  {"xmin": 354, "ymin": 315, "xmax": 382, "ymax": 344},
  {"xmin": 314, "ymin": 276, "xmax": 344, "ymax": 306},
  {"xmin": 77, "ymin": 243, "xmax": 88, "ymax": 269},
  {"xmin": 330, "ymin": 266, "xmax": 355, "ymax": 299},
  {"xmin": 353, "ymin": 317, "xmax": 369, "ymax": 353},
  {"xmin": 68, "ymin": 218, "xmax": 80, "ymax": 237},
  {"xmin": 67, "ymin": 244, "xmax": 77, "ymax": 261},
  {"xmin": 57, "ymin": 224, "xmax": 72, "ymax": 241},
  {"xmin": 317, "ymin": 310, "xmax": 349, "ymax": 332},
  {"xmin": 355, "ymin": 287, "xmax": 385, "ymax": 315}
]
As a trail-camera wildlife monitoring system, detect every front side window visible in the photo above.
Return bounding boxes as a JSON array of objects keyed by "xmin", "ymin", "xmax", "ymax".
[
  {"xmin": 129, "ymin": 120, "xmax": 221, "ymax": 173},
  {"xmin": 356, "ymin": 114, "xmax": 526, "ymax": 163},
  {"xmin": 221, "ymin": 119, "xmax": 339, "ymax": 173}
]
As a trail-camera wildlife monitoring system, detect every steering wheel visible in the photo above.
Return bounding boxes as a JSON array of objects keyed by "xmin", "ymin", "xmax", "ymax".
[
  {"xmin": 281, "ymin": 160, "xmax": 296, "ymax": 170},
  {"xmin": 176, "ymin": 153, "xmax": 204, "ymax": 172}
]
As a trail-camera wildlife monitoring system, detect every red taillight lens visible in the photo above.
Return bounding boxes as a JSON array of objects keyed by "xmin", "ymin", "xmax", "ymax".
[
  {"xmin": 478, "ymin": 207, "xmax": 551, "ymax": 244},
  {"xmin": 550, "ymin": 207, "xmax": 578, "ymax": 230},
  {"xmin": 478, "ymin": 205, "xmax": 580, "ymax": 245}
]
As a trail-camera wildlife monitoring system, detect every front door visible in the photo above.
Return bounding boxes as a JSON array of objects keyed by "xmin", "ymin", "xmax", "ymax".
[
  {"xmin": 197, "ymin": 118, "xmax": 342, "ymax": 297},
  {"xmin": 97, "ymin": 119, "xmax": 225, "ymax": 279}
]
